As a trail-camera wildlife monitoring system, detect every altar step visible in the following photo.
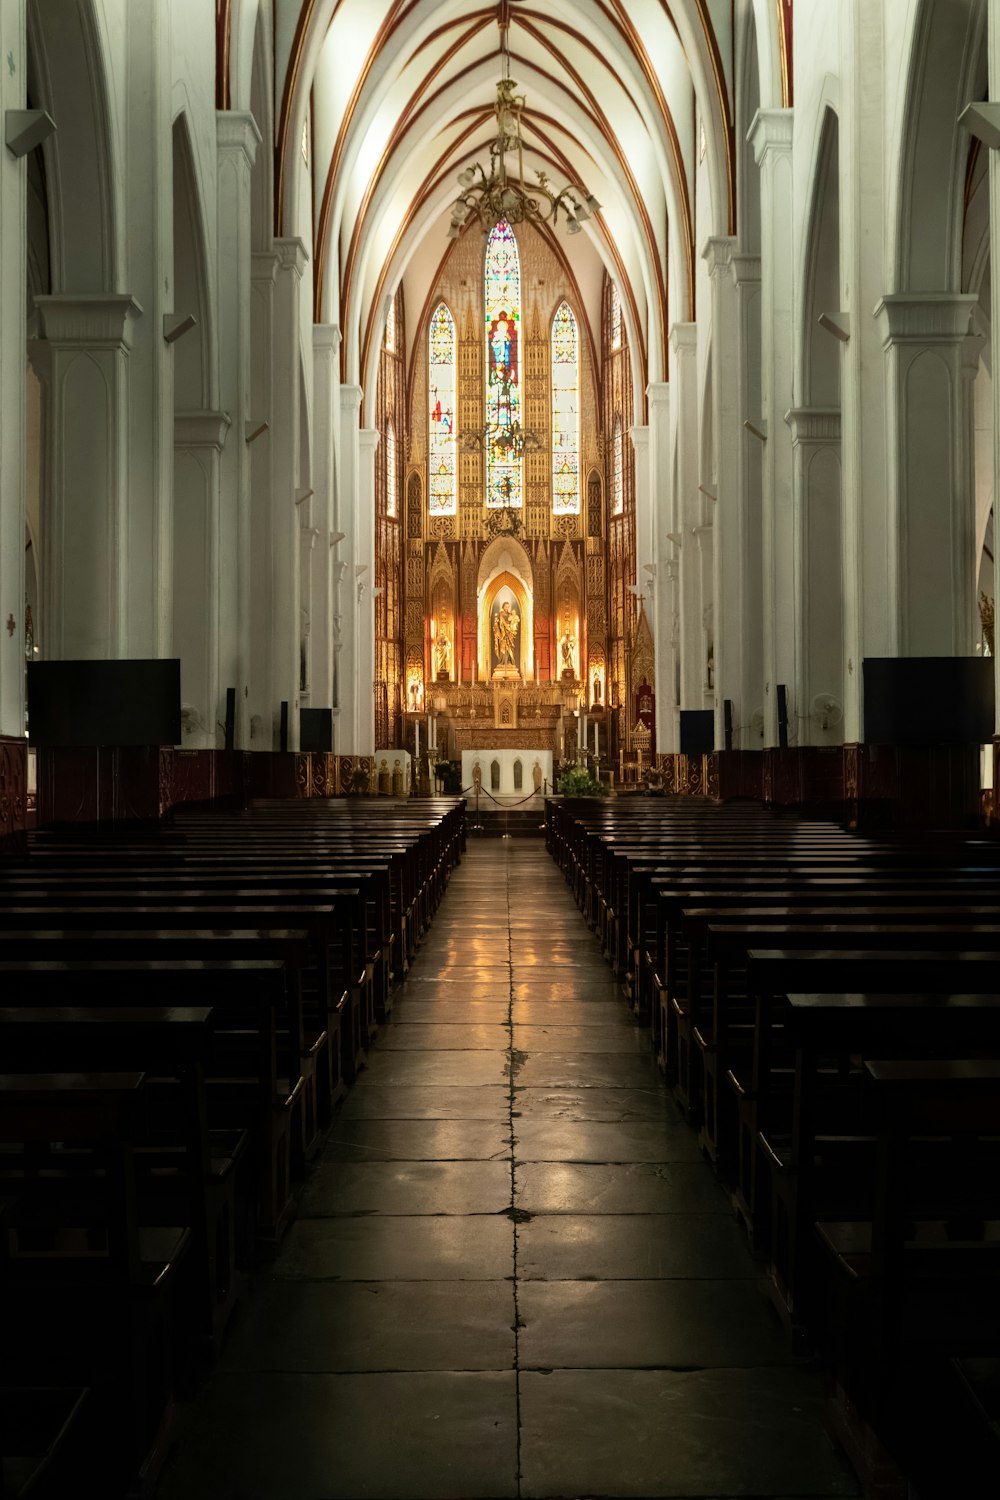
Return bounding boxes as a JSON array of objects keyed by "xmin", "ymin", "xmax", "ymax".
[{"xmin": 466, "ymin": 805, "xmax": 546, "ymax": 838}]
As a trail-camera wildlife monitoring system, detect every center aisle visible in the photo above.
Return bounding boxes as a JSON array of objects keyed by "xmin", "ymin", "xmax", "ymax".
[{"xmin": 159, "ymin": 840, "xmax": 858, "ymax": 1500}]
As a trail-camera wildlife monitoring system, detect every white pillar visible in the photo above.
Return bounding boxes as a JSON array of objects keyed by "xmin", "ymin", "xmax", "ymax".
[
  {"xmin": 670, "ymin": 323, "xmax": 701, "ymax": 721},
  {"xmin": 249, "ymin": 248, "xmax": 277, "ymax": 745},
  {"xmin": 646, "ymin": 383, "xmax": 672, "ymax": 749},
  {"xmin": 173, "ymin": 412, "xmax": 231, "ymax": 746},
  {"xmin": 312, "ymin": 324, "xmax": 341, "ymax": 712},
  {"xmin": 840, "ymin": 0, "xmax": 887, "ymax": 741},
  {"xmin": 0, "ymin": 0, "xmax": 27, "ymax": 735},
  {"xmin": 990, "ymin": 5, "xmax": 1000, "ymax": 731},
  {"xmin": 875, "ymin": 294, "xmax": 978, "ymax": 656},
  {"xmin": 124, "ymin": 0, "xmax": 173, "ymax": 658},
  {"xmin": 356, "ymin": 428, "xmax": 379, "ymax": 753},
  {"xmin": 786, "ymin": 408, "xmax": 843, "ymax": 745},
  {"xmin": 216, "ymin": 111, "xmax": 261, "ymax": 748},
  {"xmin": 749, "ymin": 108, "xmax": 795, "ymax": 745},
  {"xmin": 703, "ymin": 237, "xmax": 738, "ymax": 746},
  {"xmin": 338, "ymin": 385, "xmax": 362, "ymax": 747},
  {"xmin": 270, "ymin": 237, "xmax": 309, "ymax": 749},
  {"xmin": 32, "ymin": 295, "xmax": 142, "ymax": 660}
]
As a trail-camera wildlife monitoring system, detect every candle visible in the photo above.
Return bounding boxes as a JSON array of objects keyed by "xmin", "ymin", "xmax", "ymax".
[{"xmin": 414, "ymin": 718, "xmax": 420, "ymax": 762}]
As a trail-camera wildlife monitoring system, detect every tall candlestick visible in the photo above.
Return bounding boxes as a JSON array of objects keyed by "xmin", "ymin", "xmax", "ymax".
[{"xmin": 414, "ymin": 719, "xmax": 420, "ymax": 762}]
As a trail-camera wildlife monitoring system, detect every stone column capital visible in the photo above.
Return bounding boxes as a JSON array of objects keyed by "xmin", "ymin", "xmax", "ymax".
[
  {"xmin": 669, "ymin": 321, "xmax": 697, "ymax": 352},
  {"xmin": 748, "ymin": 107, "xmax": 793, "ymax": 165},
  {"xmin": 784, "ymin": 406, "xmax": 842, "ymax": 445},
  {"xmin": 874, "ymin": 292, "xmax": 978, "ymax": 347},
  {"xmin": 358, "ymin": 428, "xmax": 381, "ymax": 455},
  {"xmin": 702, "ymin": 236, "xmax": 736, "ymax": 276},
  {"xmin": 729, "ymin": 252, "xmax": 761, "ymax": 287},
  {"xmin": 340, "ymin": 383, "xmax": 363, "ymax": 420},
  {"xmin": 216, "ymin": 111, "xmax": 262, "ymax": 167},
  {"xmin": 174, "ymin": 410, "xmax": 232, "ymax": 450},
  {"xmin": 34, "ymin": 293, "xmax": 143, "ymax": 349},
  {"xmin": 314, "ymin": 322, "xmax": 342, "ymax": 353},
  {"xmin": 646, "ymin": 381, "xmax": 670, "ymax": 415},
  {"xmin": 629, "ymin": 424, "xmax": 650, "ymax": 456},
  {"xmin": 275, "ymin": 236, "xmax": 310, "ymax": 278},
  {"xmin": 251, "ymin": 248, "xmax": 280, "ymax": 285}
]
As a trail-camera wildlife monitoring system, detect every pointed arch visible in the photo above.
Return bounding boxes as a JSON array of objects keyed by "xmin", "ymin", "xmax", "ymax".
[
  {"xmin": 428, "ymin": 300, "xmax": 457, "ymax": 516},
  {"xmin": 552, "ymin": 300, "xmax": 580, "ymax": 516}
]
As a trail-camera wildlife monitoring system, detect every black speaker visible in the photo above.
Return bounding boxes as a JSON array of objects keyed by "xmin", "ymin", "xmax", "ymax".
[
  {"xmin": 776, "ymin": 684, "xmax": 788, "ymax": 749},
  {"xmin": 679, "ymin": 709, "xmax": 714, "ymax": 756},
  {"xmin": 224, "ymin": 687, "xmax": 236, "ymax": 751},
  {"xmin": 723, "ymin": 699, "xmax": 733, "ymax": 752},
  {"xmin": 300, "ymin": 707, "xmax": 333, "ymax": 752},
  {"xmin": 279, "ymin": 701, "xmax": 289, "ymax": 752}
]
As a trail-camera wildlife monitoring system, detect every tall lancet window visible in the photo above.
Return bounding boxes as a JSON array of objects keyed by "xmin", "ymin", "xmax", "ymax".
[
  {"xmin": 552, "ymin": 301, "xmax": 580, "ymax": 515},
  {"xmin": 610, "ymin": 280, "xmax": 622, "ymax": 351},
  {"xmin": 429, "ymin": 302, "xmax": 456, "ymax": 515},
  {"xmin": 612, "ymin": 416, "xmax": 624, "ymax": 515},
  {"xmin": 386, "ymin": 421, "xmax": 398, "ymax": 518},
  {"xmin": 385, "ymin": 296, "xmax": 397, "ymax": 354},
  {"xmin": 485, "ymin": 219, "xmax": 522, "ymax": 508}
]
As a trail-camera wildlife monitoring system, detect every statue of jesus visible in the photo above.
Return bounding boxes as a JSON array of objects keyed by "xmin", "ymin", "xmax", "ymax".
[{"xmin": 493, "ymin": 600, "xmax": 520, "ymax": 669}]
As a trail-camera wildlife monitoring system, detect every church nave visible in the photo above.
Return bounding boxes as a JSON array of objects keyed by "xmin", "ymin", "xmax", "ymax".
[{"xmin": 157, "ymin": 841, "xmax": 858, "ymax": 1500}]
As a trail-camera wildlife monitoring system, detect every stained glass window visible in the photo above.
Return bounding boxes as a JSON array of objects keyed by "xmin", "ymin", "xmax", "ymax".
[
  {"xmin": 385, "ymin": 295, "xmax": 397, "ymax": 353},
  {"xmin": 386, "ymin": 421, "xmax": 397, "ymax": 518},
  {"xmin": 485, "ymin": 219, "xmax": 522, "ymax": 508},
  {"xmin": 552, "ymin": 301, "xmax": 580, "ymax": 515},
  {"xmin": 612, "ymin": 417, "xmax": 624, "ymax": 515},
  {"xmin": 428, "ymin": 302, "xmax": 456, "ymax": 516},
  {"xmin": 610, "ymin": 280, "xmax": 622, "ymax": 351}
]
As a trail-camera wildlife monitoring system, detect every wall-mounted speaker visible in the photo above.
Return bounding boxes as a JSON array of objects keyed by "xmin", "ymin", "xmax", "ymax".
[
  {"xmin": 224, "ymin": 688, "xmax": 236, "ymax": 751},
  {"xmin": 279, "ymin": 701, "xmax": 289, "ymax": 753},
  {"xmin": 723, "ymin": 699, "xmax": 734, "ymax": 752},
  {"xmin": 776, "ymin": 684, "xmax": 789, "ymax": 749}
]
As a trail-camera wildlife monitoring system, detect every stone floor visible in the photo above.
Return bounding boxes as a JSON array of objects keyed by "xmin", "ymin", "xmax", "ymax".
[{"xmin": 157, "ymin": 840, "xmax": 860, "ymax": 1500}]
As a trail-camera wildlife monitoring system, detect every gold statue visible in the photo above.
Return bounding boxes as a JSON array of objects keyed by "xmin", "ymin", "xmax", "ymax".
[
  {"xmin": 435, "ymin": 635, "xmax": 450, "ymax": 675},
  {"xmin": 560, "ymin": 632, "xmax": 574, "ymax": 673},
  {"xmin": 493, "ymin": 600, "xmax": 520, "ymax": 668}
]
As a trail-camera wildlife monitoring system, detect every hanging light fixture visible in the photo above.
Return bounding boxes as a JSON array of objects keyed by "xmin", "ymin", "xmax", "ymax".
[{"xmin": 447, "ymin": 17, "xmax": 601, "ymax": 240}]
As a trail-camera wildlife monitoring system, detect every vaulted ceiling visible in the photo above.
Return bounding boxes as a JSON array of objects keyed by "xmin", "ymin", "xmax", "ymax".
[{"xmin": 272, "ymin": 1, "xmax": 741, "ymax": 408}]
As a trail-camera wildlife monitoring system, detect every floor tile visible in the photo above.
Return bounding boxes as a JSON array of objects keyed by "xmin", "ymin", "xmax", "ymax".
[
  {"xmin": 160, "ymin": 1370, "xmax": 519, "ymax": 1499},
  {"xmin": 513, "ymin": 1117, "xmax": 702, "ymax": 1160},
  {"xmin": 512, "ymin": 1023, "xmax": 648, "ymax": 1054},
  {"xmin": 298, "ymin": 1159, "xmax": 512, "ymax": 1216},
  {"xmin": 377, "ymin": 1024, "xmax": 511, "ymax": 1048},
  {"xmin": 516, "ymin": 1213, "xmax": 756, "ymax": 1281},
  {"xmin": 517, "ymin": 1279, "xmax": 789, "ymax": 1370},
  {"xmin": 322, "ymin": 1118, "xmax": 511, "ymax": 1162},
  {"xmin": 339, "ymin": 1085, "xmax": 510, "ymax": 1120},
  {"xmin": 513, "ymin": 1086, "xmax": 681, "ymax": 1123},
  {"xmin": 222, "ymin": 1279, "xmax": 516, "ymax": 1373},
  {"xmin": 519, "ymin": 1367, "xmax": 858, "ymax": 1498},
  {"xmin": 353, "ymin": 1050, "xmax": 509, "ymax": 1087},
  {"xmin": 515, "ymin": 1161, "xmax": 730, "ymax": 1215},
  {"xmin": 512, "ymin": 1052, "xmax": 659, "ymax": 1089},
  {"xmin": 273, "ymin": 1214, "xmax": 515, "ymax": 1281}
]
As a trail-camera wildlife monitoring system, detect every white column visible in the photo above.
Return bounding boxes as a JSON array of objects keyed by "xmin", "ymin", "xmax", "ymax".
[
  {"xmin": 248, "ymin": 248, "xmax": 277, "ymax": 746},
  {"xmin": 32, "ymin": 295, "xmax": 142, "ymax": 659},
  {"xmin": 270, "ymin": 237, "xmax": 309, "ymax": 749},
  {"xmin": 0, "ymin": 0, "xmax": 27, "ymax": 735},
  {"xmin": 646, "ymin": 382, "xmax": 672, "ymax": 749},
  {"xmin": 786, "ymin": 408, "xmax": 843, "ymax": 744},
  {"xmin": 312, "ymin": 324, "xmax": 341, "ymax": 712},
  {"xmin": 216, "ymin": 111, "xmax": 261, "ymax": 748},
  {"xmin": 356, "ymin": 428, "xmax": 379, "ymax": 753},
  {"xmin": 990, "ymin": 6, "xmax": 1000, "ymax": 731},
  {"xmin": 693, "ymin": 522, "xmax": 714, "ymax": 710},
  {"xmin": 840, "ymin": 0, "xmax": 886, "ymax": 742},
  {"xmin": 670, "ymin": 323, "xmax": 701, "ymax": 721},
  {"xmin": 875, "ymin": 294, "xmax": 978, "ymax": 656},
  {"xmin": 749, "ymin": 108, "xmax": 795, "ymax": 744},
  {"xmin": 703, "ymin": 237, "xmax": 738, "ymax": 745},
  {"xmin": 173, "ymin": 412, "xmax": 231, "ymax": 747},
  {"xmin": 124, "ymin": 0, "xmax": 173, "ymax": 658}
]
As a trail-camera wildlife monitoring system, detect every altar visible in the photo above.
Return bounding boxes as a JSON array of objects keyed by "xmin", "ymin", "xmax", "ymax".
[{"xmin": 462, "ymin": 749, "xmax": 553, "ymax": 797}]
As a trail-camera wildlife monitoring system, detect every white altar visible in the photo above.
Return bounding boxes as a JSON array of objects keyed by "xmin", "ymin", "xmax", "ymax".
[{"xmin": 462, "ymin": 749, "xmax": 553, "ymax": 797}]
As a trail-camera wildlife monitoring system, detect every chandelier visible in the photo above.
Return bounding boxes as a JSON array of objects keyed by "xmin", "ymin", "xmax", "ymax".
[
  {"xmin": 447, "ymin": 54, "xmax": 601, "ymax": 239},
  {"xmin": 458, "ymin": 366, "xmax": 543, "ymax": 462}
]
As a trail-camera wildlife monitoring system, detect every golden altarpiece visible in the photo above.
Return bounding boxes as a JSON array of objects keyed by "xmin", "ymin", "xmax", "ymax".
[{"xmin": 374, "ymin": 219, "xmax": 647, "ymax": 772}]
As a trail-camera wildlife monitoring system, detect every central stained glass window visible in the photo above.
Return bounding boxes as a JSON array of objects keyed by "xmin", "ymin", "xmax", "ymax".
[
  {"xmin": 552, "ymin": 301, "xmax": 580, "ymax": 515},
  {"xmin": 485, "ymin": 219, "xmax": 522, "ymax": 508}
]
